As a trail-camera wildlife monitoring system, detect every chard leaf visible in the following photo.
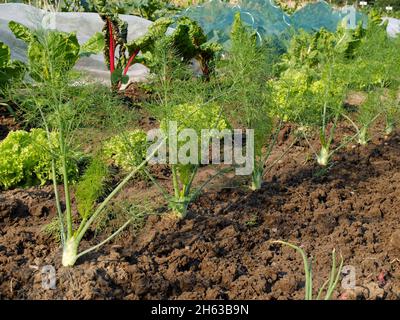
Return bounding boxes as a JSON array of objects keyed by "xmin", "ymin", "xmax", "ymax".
[
  {"xmin": 121, "ymin": 74, "xmax": 129, "ymax": 84},
  {"xmin": 111, "ymin": 68, "xmax": 128, "ymax": 85},
  {"xmin": 8, "ymin": 21, "xmax": 34, "ymax": 43},
  {"xmin": 0, "ymin": 42, "xmax": 11, "ymax": 68},
  {"xmin": 27, "ymin": 31, "xmax": 80, "ymax": 82},
  {"xmin": 79, "ymin": 32, "xmax": 105, "ymax": 57}
]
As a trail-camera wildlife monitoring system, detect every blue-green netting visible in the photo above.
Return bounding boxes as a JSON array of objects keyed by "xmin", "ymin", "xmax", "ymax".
[{"xmin": 179, "ymin": 0, "xmax": 366, "ymax": 46}]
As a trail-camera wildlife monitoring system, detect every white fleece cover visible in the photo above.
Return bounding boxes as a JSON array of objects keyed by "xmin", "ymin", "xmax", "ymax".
[
  {"xmin": 0, "ymin": 3, "xmax": 154, "ymax": 84},
  {"xmin": 383, "ymin": 17, "xmax": 400, "ymax": 38}
]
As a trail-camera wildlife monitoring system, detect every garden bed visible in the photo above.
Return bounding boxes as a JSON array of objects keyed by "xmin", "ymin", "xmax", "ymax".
[
  {"xmin": 1, "ymin": 120, "xmax": 400, "ymax": 300},
  {"xmin": 1, "ymin": 1, "xmax": 400, "ymax": 301}
]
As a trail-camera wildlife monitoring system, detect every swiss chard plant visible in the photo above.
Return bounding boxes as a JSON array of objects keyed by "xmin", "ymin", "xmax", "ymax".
[
  {"xmin": 8, "ymin": 21, "xmax": 104, "ymax": 83},
  {"xmin": 97, "ymin": 4, "xmax": 134, "ymax": 90},
  {"xmin": 97, "ymin": 0, "xmax": 221, "ymax": 90},
  {"xmin": 128, "ymin": 14, "xmax": 222, "ymax": 79}
]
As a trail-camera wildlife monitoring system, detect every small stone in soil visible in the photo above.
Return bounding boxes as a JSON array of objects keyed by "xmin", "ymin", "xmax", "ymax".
[{"xmin": 389, "ymin": 230, "xmax": 400, "ymax": 251}]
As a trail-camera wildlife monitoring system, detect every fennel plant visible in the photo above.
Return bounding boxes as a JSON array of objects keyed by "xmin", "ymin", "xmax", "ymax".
[
  {"xmin": 221, "ymin": 12, "xmax": 282, "ymax": 190},
  {"xmin": 142, "ymin": 40, "xmax": 232, "ymax": 218},
  {"xmin": 149, "ymin": 103, "xmax": 230, "ymax": 219},
  {"xmin": 342, "ymin": 91, "xmax": 382, "ymax": 146},
  {"xmin": 382, "ymin": 88, "xmax": 400, "ymax": 135},
  {"xmin": 14, "ymin": 70, "xmax": 161, "ymax": 266}
]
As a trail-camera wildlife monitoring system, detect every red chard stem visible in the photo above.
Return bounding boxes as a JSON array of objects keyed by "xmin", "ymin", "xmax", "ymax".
[
  {"xmin": 123, "ymin": 49, "xmax": 140, "ymax": 76},
  {"xmin": 108, "ymin": 19, "xmax": 115, "ymax": 73}
]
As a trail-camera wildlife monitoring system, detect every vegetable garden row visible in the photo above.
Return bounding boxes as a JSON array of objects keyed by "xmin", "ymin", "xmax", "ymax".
[{"xmin": 1, "ymin": 1, "xmax": 400, "ymax": 300}]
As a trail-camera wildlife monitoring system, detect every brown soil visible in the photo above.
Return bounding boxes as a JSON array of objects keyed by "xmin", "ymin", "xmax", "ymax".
[
  {"xmin": 122, "ymin": 82, "xmax": 151, "ymax": 104},
  {"xmin": 1, "ymin": 112, "xmax": 400, "ymax": 300},
  {"xmin": 0, "ymin": 105, "xmax": 21, "ymax": 141}
]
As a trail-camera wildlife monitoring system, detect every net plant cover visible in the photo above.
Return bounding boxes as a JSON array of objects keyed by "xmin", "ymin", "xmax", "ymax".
[{"xmin": 179, "ymin": 0, "xmax": 370, "ymax": 47}]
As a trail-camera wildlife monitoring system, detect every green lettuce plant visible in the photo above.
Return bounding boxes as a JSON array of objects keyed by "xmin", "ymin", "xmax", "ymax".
[
  {"xmin": 273, "ymin": 240, "xmax": 344, "ymax": 300},
  {"xmin": 0, "ymin": 129, "xmax": 78, "ymax": 190},
  {"xmin": 103, "ymin": 129, "xmax": 149, "ymax": 172},
  {"xmin": 8, "ymin": 21, "xmax": 104, "ymax": 82},
  {"xmin": 269, "ymin": 68, "xmax": 312, "ymax": 121}
]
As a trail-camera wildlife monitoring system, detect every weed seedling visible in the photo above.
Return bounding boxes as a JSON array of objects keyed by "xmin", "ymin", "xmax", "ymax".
[{"xmin": 273, "ymin": 240, "xmax": 343, "ymax": 300}]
